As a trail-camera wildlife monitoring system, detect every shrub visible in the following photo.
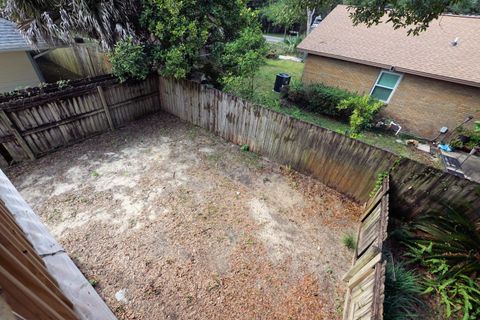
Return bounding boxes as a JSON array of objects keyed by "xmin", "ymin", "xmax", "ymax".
[
  {"xmin": 384, "ymin": 261, "xmax": 425, "ymax": 320},
  {"xmin": 283, "ymin": 35, "xmax": 304, "ymax": 55},
  {"xmin": 285, "ymin": 82, "xmax": 354, "ymax": 119},
  {"xmin": 341, "ymin": 234, "xmax": 356, "ymax": 250},
  {"xmin": 337, "ymin": 95, "xmax": 384, "ymax": 134},
  {"xmin": 450, "ymin": 126, "xmax": 480, "ymax": 150},
  {"xmin": 265, "ymin": 43, "xmax": 284, "ymax": 59},
  {"xmin": 110, "ymin": 37, "xmax": 150, "ymax": 82}
]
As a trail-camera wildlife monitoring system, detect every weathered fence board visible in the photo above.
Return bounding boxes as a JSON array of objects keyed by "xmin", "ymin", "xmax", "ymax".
[
  {"xmin": 0, "ymin": 76, "xmax": 160, "ymax": 163},
  {"xmin": 0, "ymin": 199, "xmax": 79, "ymax": 319},
  {"xmin": 158, "ymin": 77, "xmax": 480, "ymax": 221},
  {"xmin": 342, "ymin": 177, "xmax": 389, "ymax": 320},
  {"xmin": 42, "ymin": 44, "xmax": 111, "ymax": 78}
]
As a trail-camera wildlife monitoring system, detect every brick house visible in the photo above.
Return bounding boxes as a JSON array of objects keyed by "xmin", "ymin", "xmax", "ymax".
[{"xmin": 297, "ymin": 5, "xmax": 480, "ymax": 139}]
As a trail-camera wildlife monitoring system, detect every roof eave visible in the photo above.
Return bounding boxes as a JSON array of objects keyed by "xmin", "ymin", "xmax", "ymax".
[{"xmin": 299, "ymin": 49, "xmax": 480, "ymax": 88}]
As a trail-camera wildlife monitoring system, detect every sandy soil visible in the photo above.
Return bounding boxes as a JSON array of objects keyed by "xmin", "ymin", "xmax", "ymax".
[{"xmin": 6, "ymin": 112, "xmax": 361, "ymax": 320}]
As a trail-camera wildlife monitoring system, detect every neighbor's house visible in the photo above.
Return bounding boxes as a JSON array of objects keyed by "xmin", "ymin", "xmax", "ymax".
[
  {"xmin": 298, "ymin": 5, "xmax": 480, "ymax": 139},
  {"xmin": 0, "ymin": 18, "xmax": 51, "ymax": 93}
]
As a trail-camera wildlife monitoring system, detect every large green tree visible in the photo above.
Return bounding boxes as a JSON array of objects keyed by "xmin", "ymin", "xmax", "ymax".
[
  {"xmin": 260, "ymin": 0, "xmax": 305, "ymax": 37},
  {"xmin": 348, "ymin": 0, "xmax": 476, "ymax": 34},
  {"xmin": 136, "ymin": 0, "xmax": 261, "ymax": 81},
  {"xmin": 260, "ymin": 0, "xmax": 341, "ymax": 35},
  {"xmin": 1, "ymin": 0, "xmax": 267, "ymax": 84}
]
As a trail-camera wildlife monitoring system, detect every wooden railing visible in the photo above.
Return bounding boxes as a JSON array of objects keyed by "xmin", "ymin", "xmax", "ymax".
[
  {"xmin": 342, "ymin": 177, "xmax": 389, "ymax": 320},
  {"xmin": 0, "ymin": 199, "xmax": 78, "ymax": 319}
]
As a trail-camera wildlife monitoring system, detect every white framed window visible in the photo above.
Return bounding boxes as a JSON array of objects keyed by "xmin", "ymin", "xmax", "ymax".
[{"xmin": 370, "ymin": 70, "xmax": 402, "ymax": 103}]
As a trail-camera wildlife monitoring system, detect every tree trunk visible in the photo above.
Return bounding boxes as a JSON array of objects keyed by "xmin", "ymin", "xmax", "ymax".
[
  {"xmin": 283, "ymin": 26, "xmax": 287, "ymax": 39},
  {"xmin": 306, "ymin": 8, "xmax": 316, "ymax": 34}
]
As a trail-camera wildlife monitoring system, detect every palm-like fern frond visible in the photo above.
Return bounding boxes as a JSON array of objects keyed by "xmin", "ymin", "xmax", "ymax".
[
  {"xmin": 404, "ymin": 206, "xmax": 480, "ymax": 277},
  {"xmin": 1, "ymin": 0, "xmax": 139, "ymax": 49}
]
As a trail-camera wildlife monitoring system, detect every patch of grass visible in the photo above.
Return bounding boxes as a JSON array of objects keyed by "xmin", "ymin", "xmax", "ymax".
[
  {"xmin": 254, "ymin": 59, "xmax": 304, "ymax": 100},
  {"xmin": 90, "ymin": 170, "xmax": 99, "ymax": 177},
  {"xmin": 240, "ymin": 144, "xmax": 249, "ymax": 152},
  {"xmin": 341, "ymin": 234, "xmax": 356, "ymax": 251}
]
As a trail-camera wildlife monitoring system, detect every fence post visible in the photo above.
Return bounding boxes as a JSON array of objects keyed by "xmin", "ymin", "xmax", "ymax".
[
  {"xmin": 96, "ymin": 86, "xmax": 114, "ymax": 130},
  {"xmin": 0, "ymin": 110, "xmax": 35, "ymax": 160}
]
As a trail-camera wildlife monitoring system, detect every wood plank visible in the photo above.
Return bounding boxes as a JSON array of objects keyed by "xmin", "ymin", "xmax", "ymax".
[
  {"xmin": 97, "ymin": 86, "xmax": 114, "ymax": 130},
  {"xmin": 0, "ymin": 292, "xmax": 15, "ymax": 320},
  {"xmin": 342, "ymin": 246, "xmax": 381, "ymax": 282},
  {"xmin": 0, "ymin": 110, "xmax": 35, "ymax": 160},
  {"xmin": 347, "ymin": 253, "xmax": 382, "ymax": 289}
]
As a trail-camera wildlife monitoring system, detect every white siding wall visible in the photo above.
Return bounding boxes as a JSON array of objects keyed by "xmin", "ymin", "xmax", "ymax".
[{"xmin": 0, "ymin": 51, "xmax": 41, "ymax": 93}]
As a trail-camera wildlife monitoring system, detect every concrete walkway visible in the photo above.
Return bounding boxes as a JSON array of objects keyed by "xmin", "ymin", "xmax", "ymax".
[
  {"xmin": 441, "ymin": 149, "xmax": 480, "ymax": 183},
  {"xmin": 263, "ymin": 34, "xmax": 284, "ymax": 43}
]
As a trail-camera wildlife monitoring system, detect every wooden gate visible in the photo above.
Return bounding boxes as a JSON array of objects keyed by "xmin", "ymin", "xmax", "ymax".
[
  {"xmin": 0, "ymin": 199, "xmax": 78, "ymax": 319},
  {"xmin": 342, "ymin": 177, "xmax": 389, "ymax": 320}
]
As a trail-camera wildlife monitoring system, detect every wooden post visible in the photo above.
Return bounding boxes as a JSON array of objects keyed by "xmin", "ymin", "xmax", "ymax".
[
  {"xmin": 96, "ymin": 86, "xmax": 114, "ymax": 130},
  {"xmin": 0, "ymin": 110, "xmax": 35, "ymax": 160}
]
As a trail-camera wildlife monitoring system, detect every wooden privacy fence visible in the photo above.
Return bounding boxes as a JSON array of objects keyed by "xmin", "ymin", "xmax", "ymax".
[
  {"xmin": 159, "ymin": 77, "xmax": 398, "ymax": 202},
  {"xmin": 0, "ymin": 76, "xmax": 478, "ymax": 221},
  {"xmin": 342, "ymin": 177, "xmax": 389, "ymax": 320},
  {"xmin": 0, "ymin": 199, "xmax": 78, "ymax": 319},
  {"xmin": 0, "ymin": 76, "xmax": 160, "ymax": 164},
  {"xmin": 41, "ymin": 44, "xmax": 111, "ymax": 78},
  {"xmin": 158, "ymin": 77, "xmax": 480, "ymax": 222}
]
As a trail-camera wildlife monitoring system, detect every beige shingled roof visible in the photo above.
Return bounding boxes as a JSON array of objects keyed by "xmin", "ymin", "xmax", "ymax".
[{"xmin": 298, "ymin": 5, "xmax": 480, "ymax": 87}]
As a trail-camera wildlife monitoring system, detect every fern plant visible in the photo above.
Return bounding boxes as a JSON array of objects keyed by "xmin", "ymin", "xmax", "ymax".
[
  {"xmin": 422, "ymin": 258, "xmax": 480, "ymax": 320},
  {"xmin": 402, "ymin": 206, "xmax": 480, "ymax": 319},
  {"xmin": 404, "ymin": 207, "xmax": 480, "ymax": 277}
]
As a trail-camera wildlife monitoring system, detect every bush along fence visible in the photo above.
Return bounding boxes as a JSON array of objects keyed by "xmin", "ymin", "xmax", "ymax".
[
  {"xmin": 158, "ymin": 77, "xmax": 480, "ymax": 222},
  {"xmin": 0, "ymin": 75, "xmax": 160, "ymax": 165}
]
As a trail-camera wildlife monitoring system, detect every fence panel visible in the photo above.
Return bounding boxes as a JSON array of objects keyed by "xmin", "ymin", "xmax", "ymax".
[
  {"xmin": 342, "ymin": 177, "xmax": 389, "ymax": 320},
  {"xmin": 0, "ymin": 199, "xmax": 78, "ymax": 319},
  {"xmin": 41, "ymin": 44, "xmax": 111, "ymax": 78},
  {"xmin": 0, "ymin": 76, "xmax": 160, "ymax": 163}
]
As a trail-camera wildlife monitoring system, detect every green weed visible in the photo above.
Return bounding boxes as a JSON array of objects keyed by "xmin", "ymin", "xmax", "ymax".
[{"xmin": 341, "ymin": 234, "xmax": 356, "ymax": 251}]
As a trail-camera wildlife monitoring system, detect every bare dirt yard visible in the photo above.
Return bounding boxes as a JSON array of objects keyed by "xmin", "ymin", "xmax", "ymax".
[{"xmin": 7, "ymin": 112, "xmax": 362, "ymax": 320}]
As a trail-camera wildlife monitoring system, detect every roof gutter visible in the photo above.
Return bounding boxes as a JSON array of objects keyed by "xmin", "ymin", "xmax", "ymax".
[{"xmin": 299, "ymin": 49, "xmax": 480, "ymax": 88}]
